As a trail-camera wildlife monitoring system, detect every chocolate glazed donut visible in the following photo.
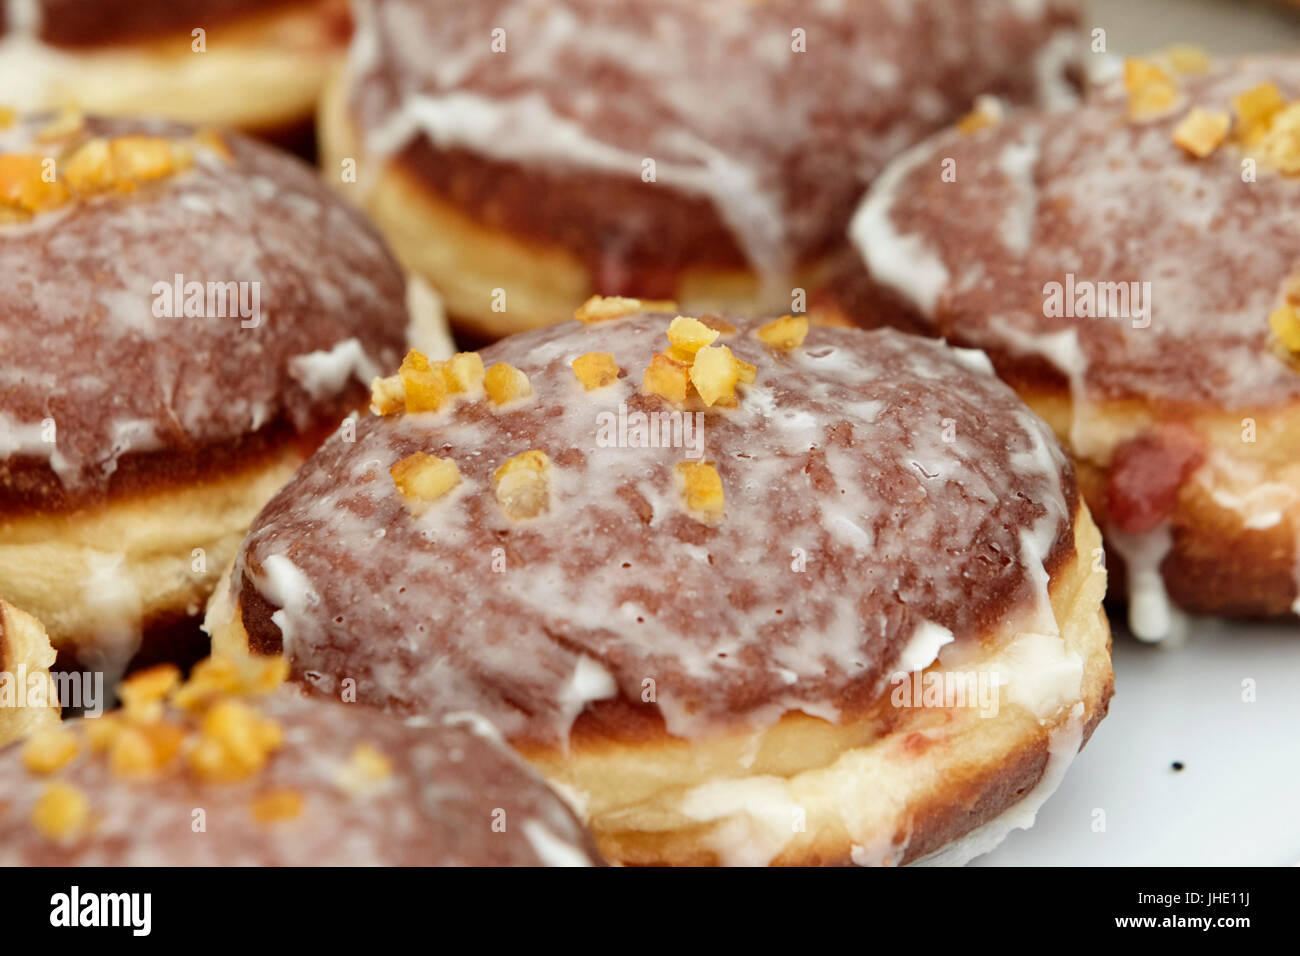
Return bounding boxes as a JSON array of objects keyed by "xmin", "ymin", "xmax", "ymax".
[
  {"xmin": 209, "ymin": 305, "xmax": 1114, "ymax": 866},
  {"xmin": 0, "ymin": 661, "xmax": 603, "ymax": 865},
  {"xmin": 834, "ymin": 52, "xmax": 1300, "ymax": 641},
  {"xmin": 0, "ymin": 0, "xmax": 352, "ymax": 138},
  {"xmin": 319, "ymin": 0, "xmax": 1083, "ymax": 340},
  {"xmin": 0, "ymin": 112, "xmax": 448, "ymax": 686}
]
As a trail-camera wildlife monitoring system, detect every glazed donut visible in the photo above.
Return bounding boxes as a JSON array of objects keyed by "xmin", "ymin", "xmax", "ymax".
[
  {"xmin": 320, "ymin": 0, "xmax": 1082, "ymax": 341},
  {"xmin": 0, "ymin": 596, "xmax": 59, "ymax": 746},
  {"xmin": 833, "ymin": 52, "xmax": 1300, "ymax": 640},
  {"xmin": 0, "ymin": 658, "xmax": 602, "ymax": 865},
  {"xmin": 0, "ymin": 0, "xmax": 350, "ymax": 137},
  {"xmin": 207, "ymin": 301, "xmax": 1114, "ymax": 866},
  {"xmin": 0, "ymin": 111, "xmax": 450, "ymax": 684}
]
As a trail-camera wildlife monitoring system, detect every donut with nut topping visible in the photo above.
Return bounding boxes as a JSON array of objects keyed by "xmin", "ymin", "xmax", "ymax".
[
  {"xmin": 830, "ymin": 51, "xmax": 1300, "ymax": 639},
  {"xmin": 208, "ymin": 303, "xmax": 1114, "ymax": 866}
]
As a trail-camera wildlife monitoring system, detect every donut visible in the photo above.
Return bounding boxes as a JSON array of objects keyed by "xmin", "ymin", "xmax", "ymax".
[
  {"xmin": 833, "ymin": 52, "xmax": 1300, "ymax": 641},
  {"xmin": 0, "ymin": 111, "xmax": 450, "ymax": 684},
  {"xmin": 0, "ymin": 596, "xmax": 59, "ymax": 746},
  {"xmin": 0, "ymin": 0, "xmax": 350, "ymax": 137},
  {"xmin": 0, "ymin": 658, "xmax": 603, "ymax": 865},
  {"xmin": 206, "ymin": 302, "xmax": 1114, "ymax": 866},
  {"xmin": 319, "ymin": 0, "xmax": 1083, "ymax": 341}
]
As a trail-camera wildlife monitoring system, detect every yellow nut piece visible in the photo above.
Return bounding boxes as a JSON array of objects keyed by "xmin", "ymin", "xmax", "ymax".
[
  {"xmin": 108, "ymin": 722, "xmax": 185, "ymax": 778},
  {"xmin": 756, "ymin": 314, "xmax": 809, "ymax": 350},
  {"xmin": 84, "ymin": 713, "xmax": 124, "ymax": 753},
  {"xmin": 250, "ymin": 789, "xmax": 305, "ymax": 824},
  {"xmin": 574, "ymin": 295, "xmax": 678, "ymax": 323},
  {"xmin": 369, "ymin": 374, "xmax": 405, "ymax": 415},
  {"xmin": 1257, "ymin": 103, "xmax": 1300, "ymax": 175},
  {"xmin": 957, "ymin": 95, "xmax": 1002, "ymax": 135},
  {"xmin": 484, "ymin": 362, "xmax": 532, "ymax": 405},
  {"xmin": 676, "ymin": 461, "xmax": 725, "ymax": 520},
  {"xmin": 399, "ymin": 349, "xmax": 449, "ymax": 413},
  {"xmin": 390, "ymin": 452, "xmax": 461, "ymax": 515},
  {"xmin": 31, "ymin": 782, "xmax": 90, "ymax": 842},
  {"xmin": 118, "ymin": 663, "xmax": 181, "ymax": 723},
  {"xmin": 494, "ymin": 450, "xmax": 551, "ymax": 520},
  {"xmin": 443, "ymin": 352, "xmax": 485, "ymax": 393},
  {"xmin": 0, "ymin": 154, "xmax": 69, "ymax": 214},
  {"xmin": 1164, "ymin": 45, "xmax": 1211, "ymax": 75},
  {"xmin": 1269, "ymin": 305, "xmax": 1300, "ymax": 352},
  {"xmin": 643, "ymin": 352, "xmax": 692, "ymax": 404},
  {"xmin": 1172, "ymin": 108, "xmax": 1230, "ymax": 158},
  {"xmin": 188, "ymin": 699, "xmax": 284, "ymax": 783},
  {"xmin": 0, "ymin": 106, "xmax": 14, "ymax": 129},
  {"xmin": 21, "ymin": 726, "xmax": 80, "ymax": 775},
  {"xmin": 351, "ymin": 743, "xmax": 393, "ymax": 781},
  {"xmin": 666, "ymin": 315, "xmax": 720, "ymax": 354},
  {"xmin": 690, "ymin": 344, "xmax": 742, "ymax": 407},
  {"xmin": 1233, "ymin": 82, "xmax": 1286, "ymax": 146},
  {"xmin": 62, "ymin": 138, "xmax": 114, "ymax": 193},
  {"xmin": 1124, "ymin": 58, "xmax": 1178, "ymax": 120},
  {"xmin": 110, "ymin": 135, "xmax": 181, "ymax": 183},
  {"xmin": 571, "ymin": 352, "xmax": 620, "ymax": 390}
]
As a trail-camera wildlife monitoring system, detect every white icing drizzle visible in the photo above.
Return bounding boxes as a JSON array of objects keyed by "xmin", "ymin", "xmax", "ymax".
[
  {"xmin": 348, "ymin": 0, "xmax": 1080, "ymax": 297},
  {"xmin": 1108, "ymin": 527, "xmax": 1188, "ymax": 644},
  {"xmin": 848, "ymin": 137, "xmax": 952, "ymax": 316}
]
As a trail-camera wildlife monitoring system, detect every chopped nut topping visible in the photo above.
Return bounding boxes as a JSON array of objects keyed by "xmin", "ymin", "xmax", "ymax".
[
  {"xmin": 31, "ymin": 782, "xmax": 90, "ymax": 842},
  {"xmin": 249, "ymin": 789, "xmax": 305, "ymax": 824},
  {"xmin": 0, "ymin": 154, "xmax": 69, "ymax": 216},
  {"xmin": 188, "ymin": 699, "xmax": 284, "ymax": 783},
  {"xmin": 21, "ymin": 726, "xmax": 79, "ymax": 775},
  {"xmin": 444, "ymin": 351, "xmax": 486, "ymax": 393},
  {"xmin": 108, "ymin": 722, "xmax": 185, "ymax": 778},
  {"xmin": 85, "ymin": 714, "xmax": 124, "ymax": 753},
  {"xmin": 690, "ymin": 344, "xmax": 745, "ymax": 406},
  {"xmin": 399, "ymin": 349, "xmax": 450, "ymax": 412},
  {"xmin": 1124, "ymin": 58, "xmax": 1179, "ymax": 120},
  {"xmin": 642, "ymin": 351, "xmax": 692, "ymax": 404},
  {"xmin": 494, "ymin": 450, "xmax": 551, "ymax": 520},
  {"xmin": 1233, "ymin": 82, "xmax": 1286, "ymax": 146},
  {"xmin": 698, "ymin": 315, "xmax": 737, "ymax": 335},
  {"xmin": 169, "ymin": 654, "xmax": 287, "ymax": 713},
  {"xmin": 350, "ymin": 743, "xmax": 393, "ymax": 780},
  {"xmin": 571, "ymin": 351, "xmax": 620, "ymax": 390},
  {"xmin": 484, "ymin": 361, "xmax": 532, "ymax": 405},
  {"xmin": 370, "ymin": 373, "xmax": 405, "ymax": 415},
  {"xmin": 666, "ymin": 315, "xmax": 721, "ymax": 354},
  {"xmin": 1269, "ymin": 305, "xmax": 1300, "ymax": 353},
  {"xmin": 335, "ymin": 742, "xmax": 394, "ymax": 795},
  {"xmin": 675, "ymin": 462, "xmax": 725, "ymax": 520},
  {"xmin": 756, "ymin": 314, "xmax": 809, "ymax": 350},
  {"xmin": 574, "ymin": 294, "xmax": 678, "ymax": 323},
  {"xmin": 390, "ymin": 452, "xmax": 461, "ymax": 515},
  {"xmin": 118, "ymin": 663, "xmax": 181, "ymax": 724},
  {"xmin": 0, "ymin": 131, "xmax": 195, "ymax": 221},
  {"xmin": 109, "ymin": 135, "xmax": 183, "ymax": 184},
  {"xmin": 957, "ymin": 95, "xmax": 1003, "ymax": 134},
  {"xmin": 1256, "ymin": 103, "xmax": 1300, "ymax": 175},
  {"xmin": 1172, "ymin": 108, "xmax": 1230, "ymax": 158},
  {"xmin": 1164, "ymin": 45, "xmax": 1211, "ymax": 75}
]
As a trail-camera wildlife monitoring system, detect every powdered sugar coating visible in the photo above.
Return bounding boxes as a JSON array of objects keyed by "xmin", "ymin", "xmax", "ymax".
[
  {"xmin": 0, "ymin": 693, "xmax": 602, "ymax": 866},
  {"xmin": 230, "ymin": 315, "xmax": 1077, "ymax": 745},
  {"xmin": 347, "ymin": 0, "xmax": 1080, "ymax": 289},
  {"xmin": 0, "ymin": 114, "xmax": 409, "ymax": 508},
  {"xmin": 850, "ymin": 54, "xmax": 1300, "ymax": 407}
]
